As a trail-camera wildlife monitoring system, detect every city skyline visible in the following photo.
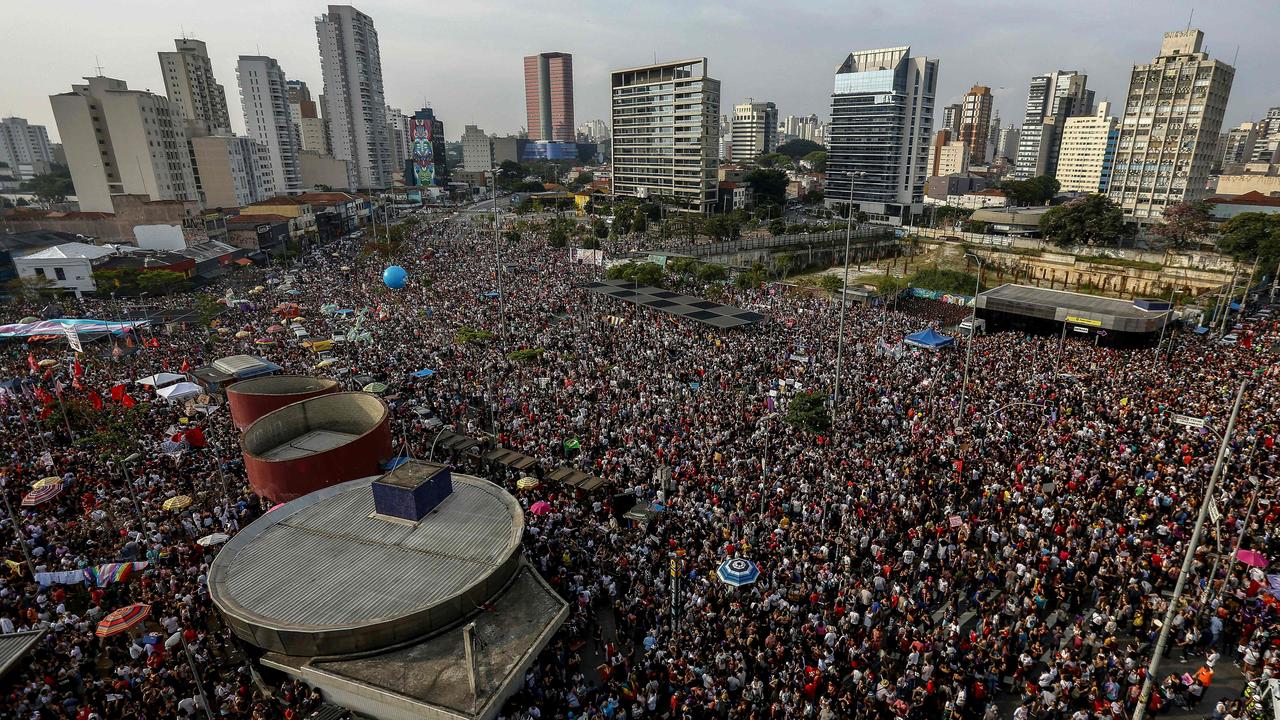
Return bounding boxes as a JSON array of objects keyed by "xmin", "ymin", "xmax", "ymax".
[{"xmin": 2, "ymin": 0, "xmax": 1279, "ymax": 145}]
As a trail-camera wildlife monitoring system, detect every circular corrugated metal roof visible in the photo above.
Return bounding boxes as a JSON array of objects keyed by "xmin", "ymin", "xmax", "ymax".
[{"xmin": 209, "ymin": 473, "xmax": 524, "ymax": 656}]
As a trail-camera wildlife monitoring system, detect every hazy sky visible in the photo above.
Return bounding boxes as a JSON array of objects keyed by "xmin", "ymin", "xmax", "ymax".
[{"xmin": 5, "ymin": 0, "xmax": 1278, "ymax": 143}]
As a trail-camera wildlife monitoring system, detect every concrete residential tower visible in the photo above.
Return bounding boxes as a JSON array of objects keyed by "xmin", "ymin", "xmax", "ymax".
[
  {"xmin": 524, "ymin": 52, "xmax": 575, "ymax": 142},
  {"xmin": 1054, "ymin": 101, "xmax": 1118, "ymax": 193},
  {"xmin": 158, "ymin": 38, "xmax": 232, "ymax": 135},
  {"xmin": 1014, "ymin": 70, "xmax": 1094, "ymax": 179},
  {"xmin": 827, "ymin": 46, "xmax": 938, "ymax": 224},
  {"xmin": 611, "ymin": 57, "xmax": 720, "ymax": 213},
  {"xmin": 286, "ymin": 80, "xmax": 329, "ymax": 154},
  {"xmin": 730, "ymin": 99, "xmax": 778, "ymax": 162},
  {"xmin": 237, "ymin": 56, "xmax": 301, "ymax": 194},
  {"xmin": 1107, "ymin": 30, "xmax": 1235, "ymax": 220},
  {"xmin": 0, "ymin": 117, "xmax": 55, "ymax": 180},
  {"xmin": 960, "ymin": 85, "xmax": 993, "ymax": 163},
  {"xmin": 317, "ymin": 4, "xmax": 393, "ymax": 188},
  {"xmin": 50, "ymin": 76, "xmax": 198, "ymax": 212}
]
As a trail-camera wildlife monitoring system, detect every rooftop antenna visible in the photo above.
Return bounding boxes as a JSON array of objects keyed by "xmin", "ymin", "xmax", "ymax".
[
  {"xmin": 180, "ymin": 24, "xmax": 185, "ymax": 40},
  {"xmin": 94, "ymin": 56, "xmax": 104, "ymax": 76},
  {"xmin": 1186, "ymin": 9, "xmax": 1194, "ymax": 30},
  {"xmin": 1232, "ymin": 45, "xmax": 1239, "ymax": 67}
]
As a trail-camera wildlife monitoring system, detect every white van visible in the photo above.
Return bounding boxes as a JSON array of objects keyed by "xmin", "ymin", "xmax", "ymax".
[{"xmin": 958, "ymin": 317, "xmax": 986, "ymax": 337}]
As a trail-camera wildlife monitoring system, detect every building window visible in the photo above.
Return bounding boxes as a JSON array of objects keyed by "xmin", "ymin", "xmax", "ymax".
[
  {"xmin": 55, "ymin": 268, "xmax": 66, "ymax": 281},
  {"xmin": 34, "ymin": 268, "xmax": 46, "ymax": 279}
]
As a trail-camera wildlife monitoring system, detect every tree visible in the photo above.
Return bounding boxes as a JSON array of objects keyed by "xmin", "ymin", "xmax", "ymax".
[
  {"xmin": 745, "ymin": 168, "xmax": 789, "ymax": 208},
  {"xmin": 785, "ymin": 390, "xmax": 831, "ymax": 433},
  {"xmin": 547, "ymin": 224, "xmax": 569, "ymax": 249},
  {"xmin": 768, "ymin": 218, "xmax": 787, "ymax": 236},
  {"xmin": 755, "ymin": 152, "xmax": 792, "ymax": 169},
  {"xmin": 801, "ymin": 150, "xmax": 827, "ymax": 172},
  {"xmin": 92, "ymin": 269, "xmax": 140, "ymax": 295},
  {"xmin": 5, "ymin": 276, "xmax": 58, "ymax": 301},
  {"xmin": 137, "ymin": 269, "xmax": 188, "ymax": 296},
  {"xmin": 1152, "ymin": 201, "xmax": 1214, "ymax": 250},
  {"xmin": 775, "ymin": 139, "xmax": 824, "ymax": 160},
  {"xmin": 1001, "ymin": 175, "xmax": 1059, "ymax": 206},
  {"xmin": 592, "ymin": 218, "xmax": 609, "ymax": 239},
  {"xmin": 695, "ymin": 262, "xmax": 728, "ymax": 282},
  {"xmin": 817, "ymin": 274, "xmax": 844, "ymax": 294},
  {"xmin": 631, "ymin": 214, "xmax": 647, "ymax": 233},
  {"xmin": 20, "ymin": 173, "xmax": 74, "ymax": 208},
  {"xmin": 195, "ymin": 293, "xmax": 224, "ymax": 326},
  {"xmin": 1038, "ymin": 194, "xmax": 1132, "ymax": 248},
  {"xmin": 1218, "ymin": 212, "xmax": 1280, "ymax": 271},
  {"xmin": 605, "ymin": 261, "xmax": 665, "ymax": 288}
]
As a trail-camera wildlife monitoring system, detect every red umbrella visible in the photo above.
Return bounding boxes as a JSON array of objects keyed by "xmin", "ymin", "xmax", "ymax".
[
  {"xmin": 21, "ymin": 481, "xmax": 64, "ymax": 507},
  {"xmin": 529, "ymin": 500, "xmax": 552, "ymax": 516},
  {"xmin": 96, "ymin": 603, "xmax": 151, "ymax": 637}
]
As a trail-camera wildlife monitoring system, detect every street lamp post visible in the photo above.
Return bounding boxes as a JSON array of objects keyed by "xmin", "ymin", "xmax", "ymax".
[
  {"xmin": 1132, "ymin": 379, "xmax": 1247, "ymax": 720},
  {"xmin": 832, "ymin": 170, "xmax": 865, "ymax": 424},
  {"xmin": 429, "ymin": 424, "xmax": 456, "ymax": 461},
  {"xmin": 757, "ymin": 413, "xmax": 777, "ymax": 516},
  {"xmin": 956, "ymin": 252, "xmax": 984, "ymax": 428},
  {"xmin": 491, "ymin": 168, "xmax": 505, "ymax": 349}
]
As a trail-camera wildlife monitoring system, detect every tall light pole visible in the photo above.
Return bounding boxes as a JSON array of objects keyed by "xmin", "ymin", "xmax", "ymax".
[
  {"xmin": 1132, "ymin": 379, "xmax": 1247, "ymax": 720},
  {"xmin": 831, "ymin": 170, "xmax": 865, "ymax": 423},
  {"xmin": 491, "ymin": 168, "xmax": 505, "ymax": 349},
  {"xmin": 956, "ymin": 252, "xmax": 984, "ymax": 428}
]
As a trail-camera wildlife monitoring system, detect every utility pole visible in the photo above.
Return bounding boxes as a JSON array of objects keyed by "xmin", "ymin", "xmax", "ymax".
[
  {"xmin": 832, "ymin": 171, "xmax": 864, "ymax": 423},
  {"xmin": 1132, "ymin": 378, "xmax": 1247, "ymax": 720}
]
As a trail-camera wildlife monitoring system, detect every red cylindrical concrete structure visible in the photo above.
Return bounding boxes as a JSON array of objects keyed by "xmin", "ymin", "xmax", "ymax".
[
  {"xmin": 227, "ymin": 376, "xmax": 340, "ymax": 432},
  {"xmin": 241, "ymin": 392, "xmax": 392, "ymax": 502}
]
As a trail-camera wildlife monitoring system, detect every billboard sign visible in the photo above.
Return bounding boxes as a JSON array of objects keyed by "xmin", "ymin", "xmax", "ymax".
[{"xmin": 411, "ymin": 119, "xmax": 437, "ymax": 187}]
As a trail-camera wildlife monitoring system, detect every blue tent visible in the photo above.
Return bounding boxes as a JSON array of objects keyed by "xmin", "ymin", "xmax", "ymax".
[
  {"xmin": 904, "ymin": 328, "xmax": 955, "ymax": 350},
  {"xmin": 412, "ymin": 369, "xmax": 436, "ymax": 378}
]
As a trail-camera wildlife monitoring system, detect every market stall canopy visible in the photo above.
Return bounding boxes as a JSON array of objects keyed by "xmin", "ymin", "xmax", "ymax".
[
  {"xmin": 157, "ymin": 382, "xmax": 202, "ymax": 402},
  {"xmin": 136, "ymin": 372, "xmax": 185, "ymax": 388},
  {"xmin": 904, "ymin": 328, "xmax": 955, "ymax": 350}
]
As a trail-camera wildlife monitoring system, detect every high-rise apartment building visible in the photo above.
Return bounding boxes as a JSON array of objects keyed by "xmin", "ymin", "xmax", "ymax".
[
  {"xmin": 237, "ymin": 56, "xmax": 301, "ymax": 194},
  {"xmin": 190, "ymin": 135, "xmax": 275, "ymax": 208},
  {"xmin": 960, "ymin": 85, "xmax": 993, "ymax": 163},
  {"xmin": 0, "ymin": 117, "xmax": 56, "ymax": 180},
  {"xmin": 985, "ymin": 112, "xmax": 1001, "ymax": 164},
  {"xmin": 1014, "ymin": 70, "xmax": 1094, "ymax": 179},
  {"xmin": 1108, "ymin": 30, "xmax": 1234, "ymax": 220},
  {"xmin": 405, "ymin": 107, "xmax": 447, "ymax": 188},
  {"xmin": 1249, "ymin": 107, "xmax": 1280, "ymax": 164},
  {"xmin": 524, "ymin": 52, "xmax": 575, "ymax": 142},
  {"xmin": 997, "ymin": 126, "xmax": 1021, "ymax": 161},
  {"xmin": 577, "ymin": 119, "xmax": 608, "ymax": 143},
  {"xmin": 941, "ymin": 103, "xmax": 962, "ymax": 136},
  {"xmin": 386, "ymin": 107, "xmax": 410, "ymax": 167},
  {"xmin": 1055, "ymin": 101, "xmax": 1118, "ymax": 193},
  {"xmin": 158, "ymin": 38, "xmax": 231, "ymax": 135},
  {"xmin": 461, "ymin": 125, "xmax": 493, "ymax": 172},
  {"xmin": 611, "ymin": 57, "xmax": 720, "ymax": 213},
  {"xmin": 50, "ymin": 76, "xmax": 197, "ymax": 212},
  {"xmin": 317, "ymin": 4, "xmax": 393, "ymax": 188},
  {"xmin": 286, "ymin": 80, "xmax": 329, "ymax": 154},
  {"xmin": 827, "ymin": 46, "xmax": 938, "ymax": 224},
  {"xmin": 1219, "ymin": 122, "xmax": 1259, "ymax": 170},
  {"xmin": 730, "ymin": 99, "xmax": 778, "ymax": 163}
]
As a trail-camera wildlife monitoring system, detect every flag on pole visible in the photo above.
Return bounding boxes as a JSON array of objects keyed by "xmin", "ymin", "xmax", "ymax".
[
  {"xmin": 73, "ymin": 357, "xmax": 83, "ymax": 378},
  {"xmin": 89, "ymin": 391, "xmax": 104, "ymax": 411},
  {"xmin": 27, "ymin": 353, "xmax": 38, "ymax": 373}
]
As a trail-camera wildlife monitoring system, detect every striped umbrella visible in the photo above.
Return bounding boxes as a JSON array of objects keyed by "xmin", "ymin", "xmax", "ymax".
[
  {"xmin": 162, "ymin": 495, "xmax": 193, "ymax": 511},
  {"xmin": 717, "ymin": 557, "xmax": 760, "ymax": 587},
  {"xmin": 516, "ymin": 477, "xmax": 540, "ymax": 490},
  {"xmin": 95, "ymin": 603, "xmax": 151, "ymax": 637},
  {"xmin": 21, "ymin": 481, "xmax": 64, "ymax": 507},
  {"xmin": 33, "ymin": 476, "xmax": 62, "ymax": 489}
]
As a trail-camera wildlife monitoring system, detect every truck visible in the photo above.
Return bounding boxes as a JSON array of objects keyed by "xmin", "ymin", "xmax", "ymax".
[{"xmin": 958, "ymin": 317, "xmax": 986, "ymax": 337}]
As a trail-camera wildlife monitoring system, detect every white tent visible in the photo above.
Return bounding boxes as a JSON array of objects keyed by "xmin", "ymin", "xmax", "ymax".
[
  {"xmin": 136, "ymin": 372, "xmax": 185, "ymax": 388},
  {"xmin": 156, "ymin": 382, "xmax": 202, "ymax": 402}
]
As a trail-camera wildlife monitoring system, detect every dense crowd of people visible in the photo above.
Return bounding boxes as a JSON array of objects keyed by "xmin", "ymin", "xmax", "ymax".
[{"xmin": 1, "ymin": 209, "xmax": 1277, "ymax": 719}]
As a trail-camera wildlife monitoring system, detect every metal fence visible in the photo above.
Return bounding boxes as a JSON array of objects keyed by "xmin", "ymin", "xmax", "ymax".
[{"xmin": 661, "ymin": 226, "xmax": 892, "ymax": 259}]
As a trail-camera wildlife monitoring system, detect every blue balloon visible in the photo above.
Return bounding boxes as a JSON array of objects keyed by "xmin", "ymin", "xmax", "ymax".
[{"xmin": 382, "ymin": 265, "xmax": 407, "ymax": 289}]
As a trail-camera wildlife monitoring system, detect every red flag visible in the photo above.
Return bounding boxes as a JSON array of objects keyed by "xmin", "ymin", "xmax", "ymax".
[
  {"xmin": 121, "ymin": 393, "xmax": 136, "ymax": 408},
  {"xmin": 110, "ymin": 384, "xmax": 126, "ymax": 402},
  {"xmin": 180, "ymin": 359, "xmax": 191, "ymax": 373},
  {"xmin": 27, "ymin": 353, "xmax": 38, "ymax": 373},
  {"xmin": 72, "ymin": 378, "xmax": 84, "ymax": 391},
  {"xmin": 39, "ymin": 407, "xmax": 52, "ymax": 420},
  {"xmin": 73, "ymin": 358, "xmax": 84, "ymax": 378},
  {"xmin": 183, "ymin": 426, "xmax": 207, "ymax": 448},
  {"xmin": 147, "ymin": 337, "xmax": 160, "ymax": 348},
  {"xmin": 41, "ymin": 369, "xmax": 53, "ymax": 381},
  {"xmin": 34, "ymin": 387, "xmax": 54, "ymax": 406},
  {"xmin": 125, "ymin": 335, "xmax": 134, "ymax": 348},
  {"xmin": 89, "ymin": 391, "xmax": 104, "ymax": 411}
]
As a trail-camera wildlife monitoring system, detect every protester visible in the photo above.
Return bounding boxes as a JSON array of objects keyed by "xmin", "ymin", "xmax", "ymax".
[{"xmin": 1, "ymin": 211, "xmax": 1277, "ymax": 720}]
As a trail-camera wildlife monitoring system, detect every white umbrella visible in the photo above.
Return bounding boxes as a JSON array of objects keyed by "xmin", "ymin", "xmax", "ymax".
[
  {"xmin": 156, "ymin": 382, "xmax": 202, "ymax": 402},
  {"xmin": 136, "ymin": 372, "xmax": 185, "ymax": 388},
  {"xmin": 196, "ymin": 532, "xmax": 231, "ymax": 547}
]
